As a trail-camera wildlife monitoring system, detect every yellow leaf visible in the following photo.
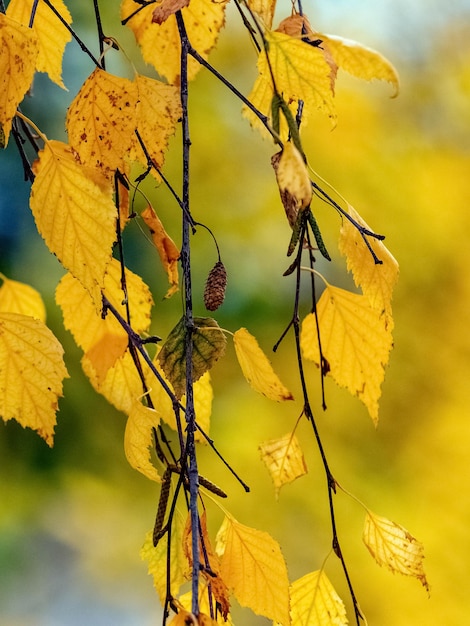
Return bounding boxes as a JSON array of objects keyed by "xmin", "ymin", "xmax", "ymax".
[
  {"xmin": 132, "ymin": 74, "xmax": 182, "ymax": 175},
  {"xmin": 7, "ymin": 0, "xmax": 72, "ymax": 88},
  {"xmin": 152, "ymin": 0, "xmax": 190, "ymax": 25},
  {"xmin": 246, "ymin": 0, "xmax": 276, "ymax": 29},
  {"xmin": 259, "ymin": 432, "xmax": 307, "ymax": 497},
  {"xmin": 321, "ymin": 34, "xmax": 399, "ymax": 96},
  {"xmin": 233, "ymin": 328, "xmax": 293, "ymax": 402},
  {"xmin": 0, "ymin": 273, "xmax": 46, "ymax": 322},
  {"xmin": 0, "ymin": 313, "xmax": 68, "ymax": 446},
  {"xmin": 141, "ymin": 204, "xmax": 180, "ymax": 298},
  {"xmin": 363, "ymin": 510, "xmax": 429, "ymax": 593},
  {"xmin": 0, "ymin": 13, "xmax": 38, "ymax": 145},
  {"xmin": 141, "ymin": 513, "xmax": 187, "ymax": 604},
  {"xmin": 273, "ymin": 142, "xmax": 312, "ymax": 213},
  {"xmin": 192, "ymin": 371, "xmax": 213, "ymax": 443},
  {"xmin": 66, "ymin": 68, "xmax": 138, "ymax": 175},
  {"xmin": 216, "ymin": 515, "xmax": 290, "ymax": 625},
  {"xmin": 290, "ymin": 570, "xmax": 348, "ymax": 626},
  {"xmin": 301, "ymin": 286, "xmax": 393, "ymax": 423},
  {"xmin": 178, "ymin": 581, "xmax": 235, "ymax": 625},
  {"xmin": 338, "ymin": 204, "xmax": 399, "ymax": 317},
  {"xmin": 245, "ymin": 30, "xmax": 337, "ymax": 137},
  {"xmin": 124, "ymin": 402, "xmax": 161, "ymax": 482},
  {"xmin": 30, "ymin": 140, "xmax": 116, "ymax": 307},
  {"xmin": 121, "ymin": 0, "xmax": 228, "ymax": 84}
]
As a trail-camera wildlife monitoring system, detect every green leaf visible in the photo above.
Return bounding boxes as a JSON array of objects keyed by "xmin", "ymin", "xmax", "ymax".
[{"xmin": 157, "ymin": 316, "xmax": 226, "ymax": 399}]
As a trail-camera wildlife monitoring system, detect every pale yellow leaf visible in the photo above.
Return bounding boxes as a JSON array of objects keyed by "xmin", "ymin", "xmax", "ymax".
[
  {"xmin": 245, "ymin": 30, "xmax": 337, "ymax": 137},
  {"xmin": 301, "ymin": 286, "xmax": 393, "ymax": 423},
  {"xmin": 141, "ymin": 513, "xmax": 187, "ymax": 604},
  {"xmin": 132, "ymin": 74, "xmax": 182, "ymax": 175},
  {"xmin": 363, "ymin": 510, "xmax": 429, "ymax": 593},
  {"xmin": 124, "ymin": 402, "xmax": 161, "ymax": 482},
  {"xmin": 141, "ymin": 204, "xmax": 180, "ymax": 298},
  {"xmin": 274, "ymin": 142, "xmax": 312, "ymax": 212},
  {"xmin": 259, "ymin": 432, "xmax": 307, "ymax": 497},
  {"xmin": 7, "ymin": 0, "xmax": 72, "ymax": 88},
  {"xmin": 121, "ymin": 0, "xmax": 228, "ymax": 84},
  {"xmin": 66, "ymin": 68, "xmax": 138, "ymax": 175},
  {"xmin": 290, "ymin": 570, "xmax": 348, "ymax": 626},
  {"xmin": 0, "ymin": 273, "xmax": 46, "ymax": 322},
  {"xmin": 30, "ymin": 140, "xmax": 116, "ymax": 307},
  {"xmin": 233, "ymin": 328, "xmax": 293, "ymax": 402},
  {"xmin": 216, "ymin": 515, "xmax": 290, "ymax": 624},
  {"xmin": 338, "ymin": 204, "xmax": 399, "ymax": 317},
  {"xmin": 246, "ymin": 0, "xmax": 276, "ymax": 29},
  {"xmin": 0, "ymin": 313, "xmax": 68, "ymax": 446},
  {"xmin": 0, "ymin": 13, "xmax": 38, "ymax": 145}
]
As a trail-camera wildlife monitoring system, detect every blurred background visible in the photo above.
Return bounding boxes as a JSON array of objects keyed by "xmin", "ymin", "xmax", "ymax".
[{"xmin": 1, "ymin": 0, "xmax": 470, "ymax": 624}]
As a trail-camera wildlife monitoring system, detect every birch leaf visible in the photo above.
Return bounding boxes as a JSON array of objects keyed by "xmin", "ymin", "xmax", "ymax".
[
  {"xmin": 290, "ymin": 570, "xmax": 348, "ymax": 626},
  {"xmin": 158, "ymin": 316, "xmax": 226, "ymax": 400},
  {"xmin": 66, "ymin": 68, "xmax": 138, "ymax": 175},
  {"xmin": 273, "ymin": 142, "xmax": 312, "ymax": 213},
  {"xmin": 363, "ymin": 510, "xmax": 429, "ymax": 593},
  {"xmin": 339, "ymin": 204, "xmax": 399, "ymax": 317},
  {"xmin": 0, "ymin": 273, "xmax": 46, "ymax": 322},
  {"xmin": 259, "ymin": 432, "xmax": 307, "ymax": 497},
  {"xmin": 141, "ymin": 204, "xmax": 180, "ymax": 298},
  {"xmin": 301, "ymin": 286, "xmax": 393, "ymax": 423},
  {"xmin": 121, "ymin": 0, "xmax": 228, "ymax": 84},
  {"xmin": 233, "ymin": 328, "xmax": 293, "ymax": 402},
  {"xmin": 7, "ymin": 0, "xmax": 72, "ymax": 88},
  {"xmin": 0, "ymin": 313, "xmax": 68, "ymax": 446},
  {"xmin": 124, "ymin": 402, "xmax": 161, "ymax": 482},
  {"xmin": 30, "ymin": 140, "xmax": 116, "ymax": 308},
  {"xmin": 246, "ymin": 0, "xmax": 276, "ymax": 29},
  {"xmin": 216, "ymin": 516, "xmax": 290, "ymax": 625},
  {"xmin": 0, "ymin": 13, "xmax": 38, "ymax": 145}
]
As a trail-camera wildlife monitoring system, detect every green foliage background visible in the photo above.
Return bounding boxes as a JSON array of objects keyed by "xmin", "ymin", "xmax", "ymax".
[{"xmin": 1, "ymin": 2, "xmax": 470, "ymax": 624}]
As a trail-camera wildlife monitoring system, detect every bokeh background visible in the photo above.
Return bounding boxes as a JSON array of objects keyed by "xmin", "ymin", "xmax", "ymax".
[{"xmin": 1, "ymin": 1, "xmax": 470, "ymax": 624}]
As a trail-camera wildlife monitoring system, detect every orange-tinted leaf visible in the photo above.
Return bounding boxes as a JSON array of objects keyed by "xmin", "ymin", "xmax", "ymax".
[
  {"xmin": 152, "ymin": 0, "xmax": 190, "ymax": 25},
  {"xmin": 259, "ymin": 431, "xmax": 307, "ymax": 497},
  {"xmin": 66, "ymin": 68, "xmax": 138, "ymax": 175},
  {"xmin": 216, "ymin": 516, "xmax": 290, "ymax": 624},
  {"xmin": 233, "ymin": 328, "xmax": 293, "ymax": 401},
  {"xmin": 30, "ymin": 140, "xmax": 116, "ymax": 307},
  {"xmin": 0, "ymin": 13, "xmax": 38, "ymax": 145},
  {"xmin": 141, "ymin": 204, "xmax": 180, "ymax": 298},
  {"xmin": 363, "ymin": 510, "xmax": 429, "ymax": 593},
  {"xmin": 7, "ymin": 0, "xmax": 72, "ymax": 88},
  {"xmin": 124, "ymin": 402, "xmax": 161, "ymax": 482},
  {"xmin": 301, "ymin": 285, "xmax": 393, "ymax": 423},
  {"xmin": 121, "ymin": 0, "xmax": 228, "ymax": 84},
  {"xmin": 0, "ymin": 313, "xmax": 68, "ymax": 446},
  {"xmin": 290, "ymin": 570, "xmax": 348, "ymax": 626},
  {"xmin": 0, "ymin": 273, "xmax": 46, "ymax": 322}
]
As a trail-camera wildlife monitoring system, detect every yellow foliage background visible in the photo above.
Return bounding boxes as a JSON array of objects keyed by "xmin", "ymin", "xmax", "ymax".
[{"xmin": 1, "ymin": 2, "xmax": 469, "ymax": 624}]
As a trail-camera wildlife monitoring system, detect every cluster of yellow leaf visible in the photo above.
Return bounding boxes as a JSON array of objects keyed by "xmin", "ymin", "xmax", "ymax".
[
  {"xmin": 0, "ymin": 274, "xmax": 68, "ymax": 445},
  {"xmin": 245, "ymin": 12, "xmax": 399, "ymax": 137}
]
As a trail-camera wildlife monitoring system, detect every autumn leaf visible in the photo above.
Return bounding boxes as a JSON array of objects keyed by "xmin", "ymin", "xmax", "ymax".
[
  {"xmin": 290, "ymin": 570, "xmax": 348, "ymax": 626},
  {"xmin": 141, "ymin": 513, "xmax": 187, "ymax": 604},
  {"xmin": 273, "ymin": 142, "xmax": 312, "ymax": 215},
  {"xmin": 7, "ymin": 0, "xmax": 72, "ymax": 89},
  {"xmin": 363, "ymin": 510, "xmax": 429, "ymax": 593},
  {"xmin": 158, "ymin": 316, "xmax": 226, "ymax": 399},
  {"xmin": 124, "ymin": 402, "xmax": 161, "ymax": 482},
  {"xmin": 216, "ymin": 515, "xmax": 290, "ymax": 625},
  {"xmin": 30, "ymin": 140, "xmax": 116, "ymax": 308},
  {"xmin": 66, "ymin": 68, "xmax": 138, "ymax": 175},
  {"xmin": 301, "ymin": 284, "xmax": 393, "ymax": 423},
  {"xmin": 233, "ymin": 328, "xmax": 293, "ymax": 401},
  {"xmin": 245, "ymin": 29, "xmax": 337, "ymax": 137},
  {"xmin": 339, "ymin": 204, "xmax": 399, "ymax": 317},
  {"xmin": 247, "ymin": 0, "xmax": 276, "ymax": 29},
  {"xmin": 0, "ymin": 313, "xmax": 68, "ymax": 446},
  {"xmin": 259, "ymin": 431, "xmax": 307, "ymax": 497},
  {"xmin": 152, "ymin": 0, "xmax": 190, "ymax": 25},
  {"xmin": 0, "ymin": 273, "xmax": 46, "ymax": 322},
  {"xmin": 141, "ymin": 204, "xmax": 180, "ymax": 298},
  {"xmin": 0, "ymin": 12, "xmax": 38, "ymax": 146},
  {"xmin": 121, "ymin": 0, "xmax": 228, "ymax": 84}
]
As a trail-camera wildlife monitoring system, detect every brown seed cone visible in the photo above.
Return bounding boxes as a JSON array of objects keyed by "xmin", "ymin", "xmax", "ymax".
[{"xmin": 204, "ymin": 260, "xmax": 227, "ymax": 311}]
